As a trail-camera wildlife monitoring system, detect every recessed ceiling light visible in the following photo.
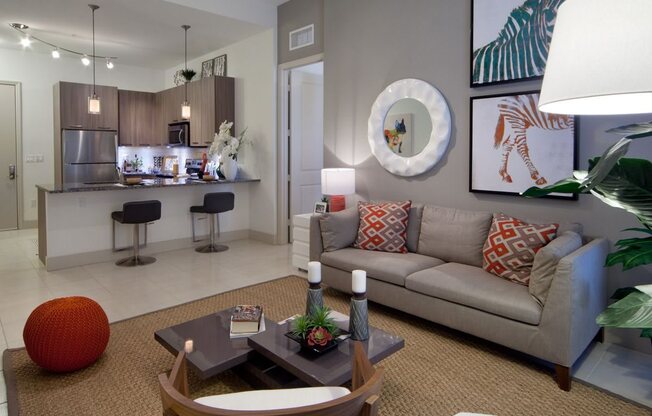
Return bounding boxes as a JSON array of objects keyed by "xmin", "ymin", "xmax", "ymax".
[
  {"xmin": 10, "ymin": 23, "xmax": 29, "ymax": 30},
  {"xmin": 51, "ymin": 48, "xmax": 60, "ymax": 59},
  {"xmin": 20, "ymin": 36, "xmax": 31, "ymax": 47},
  {"xmin": 105, "ymin": 58, "xmax": 114, "ymax": 69},
  {"xmin": 81, "ymin": 54, "xmax": 90, "ymax": 66}
]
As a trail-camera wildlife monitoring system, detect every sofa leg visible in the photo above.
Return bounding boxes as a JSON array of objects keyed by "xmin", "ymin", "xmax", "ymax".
[
  {"xmin": 555, "ymin": 364, "xmax": 571, "ymax": 391},
  {"xmin": 593, "ymin": 327, "xmax": 605, "ymax": 344}
]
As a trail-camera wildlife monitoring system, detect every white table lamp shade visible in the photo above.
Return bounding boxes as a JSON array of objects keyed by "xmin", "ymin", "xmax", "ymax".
[
  {"xmin": 321, "ymin": 168, "xmax": 355, "ymax": 195},
  {"xmin": 539, "ymin": 0, "xmax": 652, "ymax": 115}
]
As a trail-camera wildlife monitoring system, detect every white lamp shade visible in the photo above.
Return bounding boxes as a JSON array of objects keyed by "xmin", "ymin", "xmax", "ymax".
[
  {"xmin": 88, "ymin": 96, "xmax": 101, "ymax": 114},
  {"xmin": 181, "ymin": 103, "xmax": 191, "ymax": 119},
  {"xmin": 321, "ymin": 168, "xmax": 355, "ymax": 195},
  {"xmin": 539, "ymin": 0, "xmax": 652, "ymax": 115}
]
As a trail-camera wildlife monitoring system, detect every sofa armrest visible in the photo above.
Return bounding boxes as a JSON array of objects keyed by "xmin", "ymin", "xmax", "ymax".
[
  {"xmin": 309, "ymin": 214, "xmax": 324, "ymax": 262},
  {"xmin": 538, "ymin": 237, "xmax": 609, "ymax": 366}
]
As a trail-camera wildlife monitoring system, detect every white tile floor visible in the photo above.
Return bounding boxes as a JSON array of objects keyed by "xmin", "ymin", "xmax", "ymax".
[{"xmin": 0, "ymin": 229, "xmax": 650, "ymax": 414}]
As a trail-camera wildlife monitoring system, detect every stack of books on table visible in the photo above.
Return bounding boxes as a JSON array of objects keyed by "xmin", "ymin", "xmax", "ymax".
[{"xmin": 229, "ymin": 305, "xmax": 265, "ymax": 338}]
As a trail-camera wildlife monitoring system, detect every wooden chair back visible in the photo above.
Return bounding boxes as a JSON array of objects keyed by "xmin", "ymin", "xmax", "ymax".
[{"xmin": 158, "ymin": 341, "xmax": 384, "ymax": 416}]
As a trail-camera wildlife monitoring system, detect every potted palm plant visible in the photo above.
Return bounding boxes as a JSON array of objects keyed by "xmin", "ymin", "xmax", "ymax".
[{"xmin": 523, "ymin": 123, "xmax": 652, "ymax": 345}]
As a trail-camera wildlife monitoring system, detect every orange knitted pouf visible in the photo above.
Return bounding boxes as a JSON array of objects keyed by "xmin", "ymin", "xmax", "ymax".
[{"xmin": 23, "ymin": 296, "xmax": 110, "ymax": 372}]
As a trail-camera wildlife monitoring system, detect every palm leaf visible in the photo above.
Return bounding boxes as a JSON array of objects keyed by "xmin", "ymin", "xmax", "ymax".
[
  {"xmin": 610, "ymin": 287, "xmax": 641, "ymax": 301},
  {"xmin": 607, "ymin": 121, "xmax": 652, "ymax": 139},
  {"xmin": 641, "ymin": 328, "xmax": 652, "ymax": 339},
  {"xmin": 606, "ymin": 244, "xmax": 652, "ymax": 270},
  {"xmin": 596, "ymin": 291, "xmax": 652, "ymax": 329}
]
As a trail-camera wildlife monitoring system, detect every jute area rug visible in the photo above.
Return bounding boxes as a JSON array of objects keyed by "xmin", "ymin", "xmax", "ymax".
[{"xmin": 3, "ymin": 276, "xmax": 649, "ymax": 416}]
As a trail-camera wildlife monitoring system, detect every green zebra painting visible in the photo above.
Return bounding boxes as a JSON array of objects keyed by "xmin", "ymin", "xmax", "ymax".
[{"xmin": 472, "ymin": 0, "xmax": 564, "ymax": 86}]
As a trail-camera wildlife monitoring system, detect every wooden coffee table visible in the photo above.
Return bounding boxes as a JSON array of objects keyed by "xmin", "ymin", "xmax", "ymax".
[
  {"xmin": 155, "ymin": 308, "xmax": 404, "ymax": 387},
  {"xmin": 247, "ymin": 318, "xmax": 404, "ymax": 386}
]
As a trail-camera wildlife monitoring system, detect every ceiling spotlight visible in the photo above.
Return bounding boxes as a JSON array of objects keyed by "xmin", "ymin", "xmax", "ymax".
[
  {"xmin": 105, "ymin": 58, "xmax": 114, "ymax": 69},
  {"xmin": 20, "ymin": 36, "xmax": 31, "ymax": 48},
  {"xmin": 51, "ymin": 48, "xmax": 60, "ymax": 59},
  {"xmin": 10, "ymin": 23, "xmax": 29, "ymax": 29},
  {"xmin": 81, "ymin": 54, "xmax": 90, "ymax": 66}
]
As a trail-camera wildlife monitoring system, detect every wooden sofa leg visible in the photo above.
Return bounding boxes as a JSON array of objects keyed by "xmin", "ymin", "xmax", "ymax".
[{"xmin": 555, "ymin": 364, "xmax": 571, "ymax": 391}]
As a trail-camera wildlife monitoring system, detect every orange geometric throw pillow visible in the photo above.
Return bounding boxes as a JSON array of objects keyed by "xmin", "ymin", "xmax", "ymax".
[
  {"xmin": 354, "ymin": 201, "xmax": 411, "ymax": 253},
  {"xmin": 482, "ymin": 213, "xmax": 558, "ymax": 285}
]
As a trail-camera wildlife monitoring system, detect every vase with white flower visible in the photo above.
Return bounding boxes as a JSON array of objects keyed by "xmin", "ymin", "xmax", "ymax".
[{"xmin": 208, "ymin": 121, "xmax": 250, "ymax": 181}]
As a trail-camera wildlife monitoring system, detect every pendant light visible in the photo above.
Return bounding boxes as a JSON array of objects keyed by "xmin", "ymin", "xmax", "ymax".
[
  {"xmin": 181, "ymin": 24, "xmax": 191, "ymax": 120},
  {"xmin": 88, "ymin": 4, "xmax": 101, "ymax": 115}
]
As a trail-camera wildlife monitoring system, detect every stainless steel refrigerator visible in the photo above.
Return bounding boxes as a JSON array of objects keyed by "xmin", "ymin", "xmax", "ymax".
[{"xmin": 62, "ymin": 130, "xmax": 118, "ymax": 185}]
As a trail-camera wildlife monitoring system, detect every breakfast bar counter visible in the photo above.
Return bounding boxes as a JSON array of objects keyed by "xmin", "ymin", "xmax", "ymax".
[{"xmin": 37, "ymin": 176, "xmax": 261, "ymax": 271}]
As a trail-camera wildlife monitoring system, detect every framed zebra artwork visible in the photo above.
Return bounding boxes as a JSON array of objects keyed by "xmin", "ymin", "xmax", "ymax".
[
  {"xmin": 471, "ymin": 0, "xmax": 565, "ymax": 87},
  {"xmin": 469, "ymin": 91, "xmax": 578, "ymax": 200}
]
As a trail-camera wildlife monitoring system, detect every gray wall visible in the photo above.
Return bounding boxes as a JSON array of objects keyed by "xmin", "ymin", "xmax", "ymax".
[
  {"xmin": 323, "ymin": 0, "xmax": 652, "ymax": 353},
  {"xmin": 278, "ymin": 0, "xmax": 324, "ymax": 64}
]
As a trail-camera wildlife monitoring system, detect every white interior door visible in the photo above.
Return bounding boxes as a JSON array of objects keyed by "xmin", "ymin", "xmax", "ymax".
[
  {"xmin": 0, "ymin": 83, "xmax": 18, "ymax": 231},
  {"xmin": 289, "ymin": 65, "xmax": 323, "ymax": 223}
]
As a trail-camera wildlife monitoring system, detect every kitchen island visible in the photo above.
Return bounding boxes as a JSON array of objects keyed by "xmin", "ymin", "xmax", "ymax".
[{"xmin": 37, "ymin": 177, "xmax": 261, "ymax": 270}]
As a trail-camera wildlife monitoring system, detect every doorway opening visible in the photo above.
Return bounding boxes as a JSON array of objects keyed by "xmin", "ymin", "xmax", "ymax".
[{"xmin": 277, "ymin": 57, "xmax": 324, "ymax": 244}]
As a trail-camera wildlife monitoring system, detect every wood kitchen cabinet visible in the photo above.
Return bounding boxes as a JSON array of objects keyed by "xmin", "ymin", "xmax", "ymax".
[
  {"xmin": 152, "ymin": 77, "xmax": 234, "ymax": 148},
  {"xmin": 56, "ymin": 81, "xmax": 118, "ymax": 131},
  {"xmin": 118, "ymin": 90, "xmax": 160, "ymax": 146}
]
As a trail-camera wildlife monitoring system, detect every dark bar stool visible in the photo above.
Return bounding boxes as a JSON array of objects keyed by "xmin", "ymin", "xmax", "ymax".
[
  {"xmin": 190, "ymin": 192, "xmax": 234, "ymax": 253},
  {"xmin": 111, "ymin": 200, "xmax": 161, "ymax": 266}
]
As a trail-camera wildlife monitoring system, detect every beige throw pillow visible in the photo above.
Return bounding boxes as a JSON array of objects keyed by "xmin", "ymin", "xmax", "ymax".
[
  {"xmin": 529, "ymin": 231, "xmax": 583, "ymax": 306},
  {"xmin": 417, "ymin": 205, "xmax": 493, "ymax": 267},
  {"xmin": 319, "ymin": 207, "xmax": 359, "ymax": 252}
]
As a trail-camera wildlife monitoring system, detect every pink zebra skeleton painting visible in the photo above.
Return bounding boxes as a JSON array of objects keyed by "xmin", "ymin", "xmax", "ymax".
[{"xmin": 493, "ymin": 94, "xmax": 574, "ymax": 185}]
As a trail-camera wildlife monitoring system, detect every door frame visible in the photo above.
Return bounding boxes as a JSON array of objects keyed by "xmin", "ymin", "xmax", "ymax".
[
  {"xmin": 0, "ymin": 81, "xmax": 24, "ymax": 230},
  {"xmin": 276, "ymin": 53, "xmax": 324, "ymax": 245}
]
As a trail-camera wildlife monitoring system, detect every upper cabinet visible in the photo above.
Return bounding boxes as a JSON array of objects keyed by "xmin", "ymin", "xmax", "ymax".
[
  {"xmin": 154, "ymin": 76, "xmax": 235, "ymax": 148},
  {"xmin": 118, "ymin": 90, "xmax": 159, "ymax": 146},
  {"xmin": 56, "ymin": 82, "xmax": 118, "ymax": 130}
]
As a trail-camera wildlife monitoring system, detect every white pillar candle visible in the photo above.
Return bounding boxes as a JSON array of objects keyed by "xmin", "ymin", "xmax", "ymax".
[
  {"xmin": 352, "ymin": 270, "xmax": 366, "ymax": 294},
  {"xmin": 308, "ymin": 261, "xmax": 322, "ymax": 284},
  {"xmin": 184, "ymin": 339, "xmax": 193, "ymax": 353}
]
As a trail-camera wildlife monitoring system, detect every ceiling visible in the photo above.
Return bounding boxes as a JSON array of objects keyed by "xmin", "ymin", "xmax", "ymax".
[{"xmin": 0, "ymin": 0, "xmax": 286, "ymax": 69}]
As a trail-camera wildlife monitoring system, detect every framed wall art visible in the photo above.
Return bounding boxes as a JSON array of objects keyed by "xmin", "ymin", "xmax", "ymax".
[
  {"xmin": 201, "ymin": 59, "xmax": 214, "ymax": 78},
  {"xmin": 213, "ymin": 54, "xmax": 227, "ymax": 76},
  {"xmin": 469, "ymin": 91, "xmax": 578, "ymax": 200},
  {"xmin": 471, "ymin": 0, "xmax": 565, "ymax": 87}
]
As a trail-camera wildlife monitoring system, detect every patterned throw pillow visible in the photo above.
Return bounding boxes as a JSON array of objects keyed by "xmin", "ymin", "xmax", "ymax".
[
  {"xmin": 354, "ymin": 201, "xmax": 412, "ymax": 253},
  {"xmin": 482, "ymin": 213, "xmax": 558, "ymax": 285}
]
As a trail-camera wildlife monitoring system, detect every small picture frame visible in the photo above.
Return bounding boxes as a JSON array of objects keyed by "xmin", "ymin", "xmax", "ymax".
[
  {"xmin": 201, "ymin": 59, "xmax": 214, "ymax": 78},
  {"xmin": 314, "ymin": 201, "xmax": 327, "ymax": 214},
  {"xmin": 213, "ymin": 54, "xmax": 227, "ymax": 77}
]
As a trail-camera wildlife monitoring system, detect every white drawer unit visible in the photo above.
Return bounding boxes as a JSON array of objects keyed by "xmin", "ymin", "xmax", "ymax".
[{"xmin": 292, "ymin": 213, "xmax": 314, "ymax": 271}]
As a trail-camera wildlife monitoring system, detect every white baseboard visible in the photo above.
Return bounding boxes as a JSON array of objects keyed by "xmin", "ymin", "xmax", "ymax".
[{"xmin": 248, "ymin": 230, "xmax": 276, "ymax": 244}]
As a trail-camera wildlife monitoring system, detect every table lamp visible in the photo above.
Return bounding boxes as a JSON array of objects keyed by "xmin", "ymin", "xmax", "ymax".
[
  {"xmin": 538, "ymin": 0, "xmax": 652, "ymax": 115},
  {"xmin": 321, "ymin": 168, "xmax": 355, "ymax": 212}
]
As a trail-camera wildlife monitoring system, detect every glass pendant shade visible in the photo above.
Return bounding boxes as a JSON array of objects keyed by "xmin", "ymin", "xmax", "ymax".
[
  {"xmin": 88, "ymin": 95, "xmax": 101, "ymax": 114},
  {"xmin": 181, "ymin": 102, "xmax": 191, "ymax": 119}
]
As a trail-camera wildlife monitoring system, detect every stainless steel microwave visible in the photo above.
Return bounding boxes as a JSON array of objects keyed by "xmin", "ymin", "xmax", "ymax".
[{"xmin": 168, "ymin": 122, "xmax": 189, "ymax": 147}]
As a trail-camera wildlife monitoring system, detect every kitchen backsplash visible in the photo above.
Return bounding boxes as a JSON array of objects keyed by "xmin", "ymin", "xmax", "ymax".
[{"xmin": 118, "ymin": 146, "xmax": 205, "ymax": 173}]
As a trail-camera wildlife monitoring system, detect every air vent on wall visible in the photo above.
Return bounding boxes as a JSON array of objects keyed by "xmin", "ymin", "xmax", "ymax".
[{"xmin": 289, "ymin": 24, "xmax": 314, "ymax": 51}]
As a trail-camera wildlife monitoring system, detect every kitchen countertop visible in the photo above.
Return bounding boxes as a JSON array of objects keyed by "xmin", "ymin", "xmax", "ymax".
[{"xmin": 37, "ymin": 176, "xmax": 260, "ymax": 194}]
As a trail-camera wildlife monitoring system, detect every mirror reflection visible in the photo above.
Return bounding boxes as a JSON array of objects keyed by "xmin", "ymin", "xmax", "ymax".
[{"xmin": 383, "ymin": 98, "xmax": 432, "ymax": 157}]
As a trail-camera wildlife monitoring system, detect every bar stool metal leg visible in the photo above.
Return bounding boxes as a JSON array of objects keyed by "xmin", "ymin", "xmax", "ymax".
[
  {"xmin": 116, "ymin": 224, "xmax": 157, "ymax": 266},
  {"xmin": 195, "ymin": 213, "xmax": 229, "ymax": 253}
]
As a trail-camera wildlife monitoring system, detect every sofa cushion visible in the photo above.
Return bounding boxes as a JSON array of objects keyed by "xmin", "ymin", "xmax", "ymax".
[
  {"xmin": 525, "ymin": 218, "xmax": 583, "ymax": 236},
  {"xmin": 405, "ymin": 263, "xmax": 542, "ymax": 325},
  {"xmin": 354, "ymin": 201, "xmax": 411, "ymax": 253},
  {"xmin": 417, "ymin": 205, "xmax": 493, "ymax": 267},
  {"xmin": 482, "ymin": 213, "xmax": 558, "ymax": 285},
  {"xmin": 321, "ymin": 247, "xmax": 444, "ymax": 287},
  {"xmin": 406, "ymin": 203, "xmax": 424, "ymax": 253},
  {"xmin": 319, "ymin": 207, "xmax": 359, "ymax": 252},
  {"xmin": 529, "ymin": 231, "xmax": 583, "ymax": 306}
]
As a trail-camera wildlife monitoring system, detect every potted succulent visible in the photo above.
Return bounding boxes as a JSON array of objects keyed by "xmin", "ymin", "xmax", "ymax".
[
  {"xmin": 289, "ymin": 306, "xmax": 341, "ymax": 353},
  {"xmin": 181, "ymin": 68, "xmax": 196, "ymax": 82},
  {"xmin": 523, "ymin": 122, "xmax": 652, "ymax": 346}
]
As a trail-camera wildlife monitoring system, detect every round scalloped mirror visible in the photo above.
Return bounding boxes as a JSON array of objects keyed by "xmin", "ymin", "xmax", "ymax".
[{"xmin": 368, "ymin": 79, "xmax": 451, "ymax": 177}]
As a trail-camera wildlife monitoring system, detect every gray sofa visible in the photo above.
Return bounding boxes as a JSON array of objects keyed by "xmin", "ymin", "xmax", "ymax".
[{"xmin": 309, "ymin": 203, "xmax": 608, "ymax": 391}]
